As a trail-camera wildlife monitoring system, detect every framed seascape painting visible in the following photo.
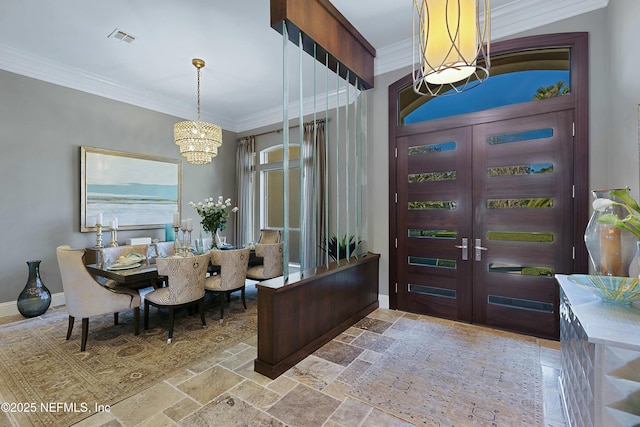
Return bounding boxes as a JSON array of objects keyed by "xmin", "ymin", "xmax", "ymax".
[{"xmin": 80, "ymin": 147, "xmax": 182, "ymax": 232}]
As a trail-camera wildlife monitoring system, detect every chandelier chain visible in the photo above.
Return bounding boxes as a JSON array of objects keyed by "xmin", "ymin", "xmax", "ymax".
[{"xmin": 196, "ymin": 66, "xmax": 201, "ymax": 122}]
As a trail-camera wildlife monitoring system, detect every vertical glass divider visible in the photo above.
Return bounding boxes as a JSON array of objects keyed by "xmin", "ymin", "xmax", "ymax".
[
  {"xmin": 354, "ymin": 79, "xmax": 360, "ymax": 259},
  {"xmin": 281, "ymin": 22, "xmax": 289, "ymax": 282},
  {"xmin": 335, "ymin": 63, "xmax": 341, "ymax": 267},
  {"xmin": 345, "ymin": 71, "xmax": 351, "ymax": 263},
  {"xmin": 312, "ymin": 43, "xmax": 318, "ymax": 273},
  {"xmin": 298, "ymin": 31, "xmax": 305, "ymax": 276},
  {"xmin": 324, "ymin": 53, "xmax": 330, "ymax": 269}
]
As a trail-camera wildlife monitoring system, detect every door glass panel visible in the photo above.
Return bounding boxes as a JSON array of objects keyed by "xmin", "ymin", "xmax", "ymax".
[
  {"xmin": 408, "ymin": 141, "xmax": 456, "ymax": 155},
  {"xmin": 409, "ymin": 229, "xmax": 457, "ymax": 239},
  {"xmin": 398, "ymin": 48, "xmax": 571, "ymax": 125},
  {"xmin": 487, "ymin": 231, "xmax": 554, "ymax": 242},
  {"xmin": 488, "ymin": 163, "xmax": 553, "ymax": 177},
  {"xmin": 488, "ymin": 263, "xmax": 553, "ymax": 276},
  {"xmin": 409, "ymin": 256, "xmax": 457, "ymax": 269},
  {"xmin": 409, "ymin": 171, "xmax": 456, "ymax": 183},
  {"xmin": 487, "ymin": 128, "xmax": 553, "ymax": 145},
  {"xmin": 409, "ymin": 284, "xmax": 456, "ymax": 299},
  {"xmin": 487, "ymin": 198, "xmax": 553, "ymax": 209},
  {"xmin": 409, "ymin": 201, "xmax": 457, "ymax": 210},
  {"xmin": 488, "ymin": 295, "xmax": 554, "ymax": 313}
]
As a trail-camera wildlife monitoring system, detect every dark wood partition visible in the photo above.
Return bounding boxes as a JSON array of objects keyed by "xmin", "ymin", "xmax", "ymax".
[{"xmin": 254, "ymin": 252, "xmax": 380, "ymax": 379}]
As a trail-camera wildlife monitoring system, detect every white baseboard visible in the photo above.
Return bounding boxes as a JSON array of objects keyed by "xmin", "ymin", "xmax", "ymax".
[
  {"xmin": 1, "ymin": 291, "xmax": 388, "ymax": 318},
  {"xmin": 0, "ymin": 292, "xmax": 65, "ymax": 319},
  {"xmin": 378, "ymin": 294, "xmax": 389, "ymax": 309}
]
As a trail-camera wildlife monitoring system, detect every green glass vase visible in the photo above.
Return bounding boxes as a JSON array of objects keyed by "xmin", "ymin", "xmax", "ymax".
[{"xmin": 17, "ymin": 260, "xmax": 51, "ymax": 317}]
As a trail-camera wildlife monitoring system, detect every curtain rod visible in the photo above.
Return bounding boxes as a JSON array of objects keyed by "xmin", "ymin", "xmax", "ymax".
[{"xmin": 236, "ymin": 118, "xmax": 327, "ymax": 142}]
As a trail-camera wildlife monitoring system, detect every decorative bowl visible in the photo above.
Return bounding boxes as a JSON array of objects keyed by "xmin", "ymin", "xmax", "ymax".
[{"xmin": 567, "ymin": 274, "xmax": 640, "ymax": 304}]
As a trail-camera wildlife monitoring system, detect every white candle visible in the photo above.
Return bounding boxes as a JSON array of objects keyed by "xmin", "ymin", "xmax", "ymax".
[
  {"xmin": 110, "ymin": 220, "xmax": 115, "ymax": 229},
  {"xmin": 173, "ymin": 212, "xmax": 180, "ymax": 227},
  {"xmin": 114, "ymin": 217, "xmax": 118, "ymax": 229},
  {"xmin": 96, "ymin": 212, "xmax": 103, "ymax": 226},
  {"xmin": 186, "ymin": 218, "xmax": 193, "ymax": 231},
  {"xmin": 181, "ymin": 220, "xmax": 187, "ymax": 231}
]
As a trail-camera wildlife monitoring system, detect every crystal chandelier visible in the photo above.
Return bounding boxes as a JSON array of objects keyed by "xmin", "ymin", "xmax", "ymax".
[
  {"xmin": 413, "ymin": 0, "xmax": 490, "ymax": 96},
  {"xmin": 174, "ymin": 58, "xmax": 222, "ymax": 164}
]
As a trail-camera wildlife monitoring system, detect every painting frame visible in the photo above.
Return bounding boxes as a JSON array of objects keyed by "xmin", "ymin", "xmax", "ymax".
[{"xmin": 80, "ymin": 146, "xmax": 182, "ymax": 232}]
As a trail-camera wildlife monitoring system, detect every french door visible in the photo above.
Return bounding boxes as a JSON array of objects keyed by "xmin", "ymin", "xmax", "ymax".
[{"xmin": 394, "ymin": 101, "xmax": 575, "ymax": 339}]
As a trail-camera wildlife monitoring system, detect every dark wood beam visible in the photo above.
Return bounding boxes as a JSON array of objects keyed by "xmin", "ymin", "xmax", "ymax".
[{"xmin": 270, "ymin": 0, "xmax": 376, "ymax": 89}]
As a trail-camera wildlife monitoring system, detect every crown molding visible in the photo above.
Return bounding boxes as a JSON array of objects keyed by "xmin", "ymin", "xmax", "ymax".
[
  {"xmin": 0, "ymin": 0, "xmax": 608, "ymax": 133},
  {"xmin": 234, "ymin": 86, "xmax": 359, "ymax": 133},
  {"xmin": 0, "ymin": 43, "xmax": 237, "ymax": 132}
]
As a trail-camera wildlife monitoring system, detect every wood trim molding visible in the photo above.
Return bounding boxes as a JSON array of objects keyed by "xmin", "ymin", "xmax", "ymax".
[{"xmin": 270, "ymin": 0, "xmax": 376, "ymax": 89}]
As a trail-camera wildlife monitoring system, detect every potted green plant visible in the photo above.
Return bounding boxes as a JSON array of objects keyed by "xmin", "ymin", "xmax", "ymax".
[{"xmin": 321, "ymin": 234, "xmax": 360, "ymax": 261}]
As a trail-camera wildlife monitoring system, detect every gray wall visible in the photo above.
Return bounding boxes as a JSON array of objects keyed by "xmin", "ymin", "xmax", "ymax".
[{"xmin": 0, "ymin": 69, "xmax": 236, "ymax": 305}]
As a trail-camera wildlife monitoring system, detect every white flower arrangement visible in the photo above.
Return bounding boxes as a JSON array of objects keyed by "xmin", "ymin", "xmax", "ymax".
[{"xmin": 188, "ymin": 196, "xmax": 238, "ymax": 234}]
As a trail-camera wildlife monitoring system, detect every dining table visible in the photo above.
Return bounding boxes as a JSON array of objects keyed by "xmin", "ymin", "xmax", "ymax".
[
  {"xmin": 85, "ymin": 259, "xmax": 159, "ymax": 288},
  {"xmin": 85, "ymin": 247, "xmax": 262, "ymax": 288}
]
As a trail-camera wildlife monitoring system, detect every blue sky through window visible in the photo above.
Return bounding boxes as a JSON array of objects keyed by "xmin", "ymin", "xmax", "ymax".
[{"xmin": 404, "ymin": 70, "xmax": 570, "ymax": 124}]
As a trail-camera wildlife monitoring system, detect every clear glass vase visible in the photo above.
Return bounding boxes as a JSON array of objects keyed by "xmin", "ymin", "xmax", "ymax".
[{"xmin": 584, "ymin": 189, "xmax": 637, "ymax": 276}]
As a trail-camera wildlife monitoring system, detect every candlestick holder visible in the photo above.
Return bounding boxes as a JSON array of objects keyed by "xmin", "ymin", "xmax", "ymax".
[
  {"xmin": 95, "ymin": 224, "xmax": 103, "ymax": 248},
  {"xmin": 109, "ymin": 227, "xmax": 118, "ymax": 247},
  {"xmin": 174, "ymin": 226, "xmax": 180, "ymax": 254},
  {"xmin": 186, "ymin": 230, "xmax": 192, "ymax": 250}
]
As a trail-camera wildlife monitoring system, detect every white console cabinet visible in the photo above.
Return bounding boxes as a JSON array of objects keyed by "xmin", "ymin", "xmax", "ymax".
[{"xmin": 556, "ymin": 274, "xmax": 640, "ymax": 427}]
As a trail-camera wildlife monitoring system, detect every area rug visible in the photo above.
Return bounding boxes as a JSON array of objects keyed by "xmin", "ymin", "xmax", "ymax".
[
  {"xmin": 348, "ymin": 318, "xmax": 544, "ymax": 426},
  {"xmin": 0, "ymin": 286, "xmax": 258, "ymax": 427}
]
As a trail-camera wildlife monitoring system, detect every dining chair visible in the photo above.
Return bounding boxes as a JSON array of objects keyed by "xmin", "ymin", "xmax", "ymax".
[
  {"xmin": 56, "ymin": 245, "xmax": 141, "ymax": 351},
  {"xmin": 153, "ymin": 241, "xmax": 176, "ymax": 258},
  {"xmin": 143, "ymin": 253, "xmax": 210, "ymax": 343},
  {"xmin": 257, "ymin": 229, "xmax": 281, "ymax": 244},
  {"xmin": 246, "ymin": 243, "xmax": 283, "ymax": 281},
  {"xmin": 151, "ymin": 241, "xmax": 176, "ymax": 287},
  {"xmin": 205, "ymin": 248, "xmax": 250, "ymax": 323}
]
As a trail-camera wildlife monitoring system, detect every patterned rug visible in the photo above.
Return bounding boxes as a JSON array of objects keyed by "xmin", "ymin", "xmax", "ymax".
[
  {"xmin": 0, "ymin": 286, "xmax": 258, "ymax": 426},
  {"xmin": 348, "ymin": 318, "xmax": 544, "ymax": 426}
]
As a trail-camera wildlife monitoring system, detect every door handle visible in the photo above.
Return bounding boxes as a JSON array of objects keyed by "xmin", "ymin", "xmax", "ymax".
[
  {"xmin": 474, "ymin": 238, "xmax": 488, "ymax": 261},
  {"xmin": 455, "ymin": 238, "xmax": 468, "ymax": 261}
]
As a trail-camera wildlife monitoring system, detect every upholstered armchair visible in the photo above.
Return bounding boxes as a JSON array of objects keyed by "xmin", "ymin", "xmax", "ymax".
[
  {"xmin": 258, "ymin": 229, "xmax": 281, "ymax": 244},
  {"xmin": 143, "ymin": 253, "xmax": 210, "ymax": 343},
  {"xmin": 246, "ymin": 243, "xmax": 283, "ymax": 281},
  {"xmin": 205, "ymin": 248, "xmax": 250, "ymax": 323},
  {"xmin": 56, "ymin": 245, "xmax": 141, "ymax": 352}
]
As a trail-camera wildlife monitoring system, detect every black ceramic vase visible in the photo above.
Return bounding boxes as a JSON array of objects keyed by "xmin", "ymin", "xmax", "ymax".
[{"xmin": 17, "ymin": 260, "xmax": 51, "ymax": 317}]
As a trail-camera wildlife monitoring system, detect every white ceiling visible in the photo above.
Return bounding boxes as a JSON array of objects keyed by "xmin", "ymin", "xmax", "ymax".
[{"xmin": 0, "ymin": 0, "xmax": 607, "ymax": 133}]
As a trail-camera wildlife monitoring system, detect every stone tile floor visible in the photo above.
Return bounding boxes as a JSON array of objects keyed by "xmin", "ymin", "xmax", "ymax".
[{"xmin": 2, "ymin": 305, "xmax": 567, "ymax": 426}]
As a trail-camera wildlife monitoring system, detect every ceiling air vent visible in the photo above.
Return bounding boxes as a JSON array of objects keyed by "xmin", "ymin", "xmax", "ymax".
[{"xmin": 107, "ymin": 28, "xmax": 136, "ymax": 44}]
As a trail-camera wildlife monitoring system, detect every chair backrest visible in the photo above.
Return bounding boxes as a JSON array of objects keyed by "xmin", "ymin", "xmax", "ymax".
[
  {"xmin": 258, "ymin": 229, "xmax": 281, "ymax": 244},
  {"xmin": 254, "ymin": 243, "xmax": 284, "ymax": 278},
  {"xmin": 56, "ymin": 245, "xmax": 131, "ymax": 318},
  {"xmin": 153, "ymin": 241, "xmax": 176, "ymax": 258},
  {"xmin": 155, "ymin": 253, "xmax": 210, "ymax": 304},
  {"xmin": 209, "ymin": 248, "xmax": 250, "ymax": 291},
  {"xmin": 99, "ymin": 244, "xmax": 149, "ymax": 265}
]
